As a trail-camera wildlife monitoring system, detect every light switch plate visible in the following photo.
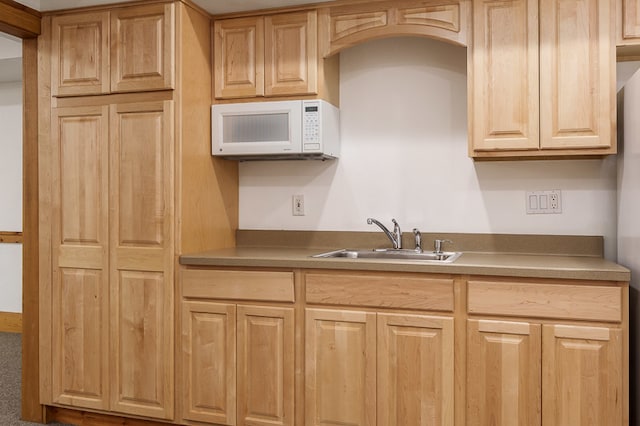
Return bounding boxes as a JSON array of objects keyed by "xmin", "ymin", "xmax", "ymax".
[{"xmin": 526, "ymin": 190, "xmax": 562, "ymax": 214}]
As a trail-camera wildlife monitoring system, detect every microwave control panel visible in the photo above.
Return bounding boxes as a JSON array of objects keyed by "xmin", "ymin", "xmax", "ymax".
[{"xmin": 303, "ymin": 101, "xmax": 321, "ymax": 151}]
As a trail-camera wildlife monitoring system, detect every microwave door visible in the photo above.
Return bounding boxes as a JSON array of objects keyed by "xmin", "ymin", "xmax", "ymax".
[{"xmin": 212, "ymin": 102, "xmax": 303, "ymax": 155}]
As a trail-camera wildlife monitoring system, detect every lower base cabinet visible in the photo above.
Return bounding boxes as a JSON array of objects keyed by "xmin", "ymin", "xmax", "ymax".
[
  {"xmin": 467, "ymin": 319, "xmax": 542, "ymax": 425},
  {"xmin": 467, "ymin": 320, "xmax": 623, "ymax": 426},
  {"xmin": 305, "ymin": 308, "xmax": 454, "ymax": 426},
  {"xmin": 181, "ymin": 301, "xmax": 294, "ymax": 426},
  {"xmin": 174, "ymin": 270, "xmax": 626, "ymax": 426},
  {"xmin": 542, "ymin": 324, "xmax": 622, "ymax": 426}
]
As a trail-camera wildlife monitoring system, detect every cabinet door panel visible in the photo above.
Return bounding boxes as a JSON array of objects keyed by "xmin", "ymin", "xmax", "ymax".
[
  {"xmin": 377, "ymin": 314, "xmax": 454, "ymax": 426},
  {"xmin": 110, "ymin": 3, "xmax": 175, "ymax": 93},
  {"xmin": 214, "ymin": 17, "xmax": 265, "ymax": 99},
  {"xmin": 467, "ymin": 320, "xmax": 541, "ymax": 426},
  {"xmin": 542, "ymin": 324, "xmax": 622, "ymax": 426},
  {"xmin": 471, "ymin": 0, "xmax": 539, "ymax": 151},
  {"xmin": 539, "ymin": 0, "xmax": 615, "ymax": 150},
  {"xmin": 305, "ymin": 308, "xmax": 376, "ymax": 426},
  {"xmin": 52, "ymin": 269, "xmax": 108, "ymax": 409},
  {"xmin": 265, "ymin": 11, "xmax": 317, "ymax": 96},
  {"xmin": 182, "ymin": 302, "xmax": 236, "ymax": 425},
  {"xmin": 51, "ymin": 106, "xmax": 109, "ymax": 409},
  {"xmin": 619, "ymin": 0, "xmax": 640, "ymax": 44},
  {"xmin": 51, "ymin": 12, "xmax": 110, "ymax": 96},
  {"xmin": 111, "ymin": 102, "xmax": 173, "ymax": 249},
  {"xmin": 237, "ymin": 305, "xmax": 295, "ymax": 426},
  {"xmin": 109, "ymin": 101, "xmax": 174, "ymax": 419},
  {"xmin": 111, "ymin": 271, "xmax": 171, "ymax": 418}
]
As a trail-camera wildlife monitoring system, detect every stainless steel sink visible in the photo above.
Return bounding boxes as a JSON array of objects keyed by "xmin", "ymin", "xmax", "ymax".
[{"xmin": 312, "ymin": 248, "xmax": 462, "ymax": 263}]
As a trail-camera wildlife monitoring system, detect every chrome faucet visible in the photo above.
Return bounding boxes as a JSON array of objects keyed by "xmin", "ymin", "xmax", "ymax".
[{"xmin": 367, "ymin": 218, "xmax": 402, "ymax": 249}]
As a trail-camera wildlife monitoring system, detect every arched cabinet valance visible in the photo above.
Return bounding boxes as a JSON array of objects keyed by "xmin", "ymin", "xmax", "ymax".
[{"xmin": 321, "ymin": 0, "xmax": 469, "ymax": 57}]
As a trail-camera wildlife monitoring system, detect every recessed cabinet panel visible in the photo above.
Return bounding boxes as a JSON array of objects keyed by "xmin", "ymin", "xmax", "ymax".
[
  {"xmin": 467, "ymin": 320, "xmax": 541, "ymax": 426},
  {"xmin": 182, "ymin": 302, "xmax": 236, "ymax": 425},
  {"xmin": 111, "ymin": 3, "xmax": 175, "ymax": 93},
  {"xmin": 539, "ymin": 0, "xmax": 615, "ymax": 150},
  {"xmin": 111, "ymin": 102, "xmax": 172, "ymax": 248},
  {"xmin": 378, "ymin": 314, "xmax": 454, "ymax": 426},
  {"xmin": 237, "ymin": 305, "xmax": 295, "ymax": 426},
  {"xmin": 111, "ymin": 270, "xmax": 172, "ymax": 418},
  {"xmin": 51, "ymin": 12, "xmax": 110, "ymax": 96},
  {"xmin": 265, "ymin": 11, "xmax": 317, "ymax": 96},
  {"xmin": 214, "ymin": 17, "xmax": 265, "ymax": 99},
  {"xmin": 542, "ymin": 324, "xmax": 622, "ymax": 426},
  {"xmin": 52, "ymin": 268, "xmax": 109, "ymax": 410},
  {"xmin": 305, "ymin": 308, "xmax": 376, "ymax": 426},
  {"xmin": 618, "ymin": 0, "xmax": 640, "ymax": 44},
  {"xmin": 471, "ymin": 0, "xmax": 539, "ymax": 151},
  {"xmin": 54, "ymin": 107, "xmax": 109, "ymax": 246}
]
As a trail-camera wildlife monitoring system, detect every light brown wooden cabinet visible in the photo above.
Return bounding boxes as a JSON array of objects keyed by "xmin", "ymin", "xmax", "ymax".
[
  {"xmin": 467, "ymin": 319, "xmax": 542, "ymax": 426},
  {"xmin": 304, "ymin": 271, "xmax": 456, "ymax": 426},
  {"xmin": 172, "ymin": 267, "xmax": 628, "ymax": 426},
  {"xmin": 324, "ymin": 0, "xmax": 469, "ymax": 56},
  {"xmin": 467, "ymin": 278, "xmax": 625, "ymax": 426},
  {"xmin": 305, "ymin": 308, "xmax": 454, "ymax": 426},
  {"xmin": 213, "ymin": 11, "xmax": 320, "ymax": 99},
  {"xmin": 617, "ymin": 0, "xmax": 640, "ymax": 58},
  {"xmin": 50, "ymin": 104, "xmax": 110, "ymax": 411},
  {"xmin": 51, "ymin": 3, "xmax": 174, "ymax": 97},
  {"xmin": 40, "ymin": 2, "xmax": 238, "ymax": 423},
  {"xmin": 108, "ymin": 100, "xmax": 175, "ymax": 418},
  {"xmin": 49, "ymin": 100, "xmax": 175, "ymax": 419},
  {"xmin": 470, "ymin": 0, "xmax": 616, "ymax": 158},
  {"xmin": 179, "ymin": 269, "xmax": 296, "ymax": 426},
  {"xmin": 542, "ymin": 324, "xmax": 623, "ymax": 426}
]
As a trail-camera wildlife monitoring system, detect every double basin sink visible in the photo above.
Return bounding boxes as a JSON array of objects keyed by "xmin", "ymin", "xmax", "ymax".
[{"xmin": 312, "ymin": 248, "xmax": 462, "ymax": 263}]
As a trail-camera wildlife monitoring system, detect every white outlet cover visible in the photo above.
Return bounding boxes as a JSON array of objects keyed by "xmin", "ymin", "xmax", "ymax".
[{"xmin": 526, "ymin": 190, "xmax": 562, "ymax": 214}]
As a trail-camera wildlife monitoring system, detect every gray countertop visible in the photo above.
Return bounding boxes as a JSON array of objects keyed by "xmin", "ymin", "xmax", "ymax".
[{"xmin": 180, "ymin": 247, "xmax": 630, "ymax": 282}]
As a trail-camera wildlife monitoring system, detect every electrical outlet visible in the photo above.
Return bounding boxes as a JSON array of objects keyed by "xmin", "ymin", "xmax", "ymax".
[
  {"xmin": 526, "ymin": 190, "xmax": 562, "ymax": 214},
  {"xmin": 293, "ymin": 194, "xmax": 305, "ymax": 216}
]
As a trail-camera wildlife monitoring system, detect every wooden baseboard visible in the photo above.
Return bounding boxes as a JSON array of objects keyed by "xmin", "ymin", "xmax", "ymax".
[
  {"xmin": 46, "ymin": 406, "xmax": 171, "ymax": 426},
  {"xmin": 0, "ymin": 311, "xmax": 22, "ymax": 333}
]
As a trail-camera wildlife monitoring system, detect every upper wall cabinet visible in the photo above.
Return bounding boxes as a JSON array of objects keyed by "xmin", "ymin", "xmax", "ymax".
[
  {"xmin": 617, "ymin": 0, "xmax": 640, "ymax": 59},
  {"xmin": 214, "ymin": 11, "xmax": 321, "ymax": 99},
  {"xmin": 51, "ymin": 3, "xmax": 175, "ymax": 97},
  {"xmin": 470, "ymin": 0, "xmax": 616, "ymax": 159}
]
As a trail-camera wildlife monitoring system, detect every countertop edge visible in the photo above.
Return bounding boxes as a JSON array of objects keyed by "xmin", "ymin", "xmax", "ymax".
[{"xmin": 179, "ymin": 250, "xmax": 631, "ymax": 282}]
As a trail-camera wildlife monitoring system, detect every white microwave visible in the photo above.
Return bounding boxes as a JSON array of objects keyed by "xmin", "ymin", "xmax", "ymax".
[{"xmin": 211, "ymin": 100, "xmax": 340, "ymax": 160}]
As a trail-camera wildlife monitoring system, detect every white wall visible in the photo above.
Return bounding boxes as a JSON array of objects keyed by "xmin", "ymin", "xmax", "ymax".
[
  {"xmin": 618, "ymin": 65, "xmax": 640, "ymax": 424},
  {"xmin": 0, "ymin": 74, "xmax": 23, "ymax": 313},
  {"xmin": 0, "ymin": 81, "xmax": 23, "ymax": 232},
  {"xmin": 239, "ymin": 37, "xmax": 618, "ymax": 258}
]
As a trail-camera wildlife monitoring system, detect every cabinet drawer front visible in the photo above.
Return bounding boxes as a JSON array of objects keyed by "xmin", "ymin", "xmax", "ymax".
[
  {"xmin": 305, "ymin": 272, "xmax": 454, "ymax": 311},
  {"xmin": 182, "ymin": 269, "xmax": 295, "ymax": 302},
  {"xmin": 468, "ymin": 280, "xmax": 622, "ymax": 322}
]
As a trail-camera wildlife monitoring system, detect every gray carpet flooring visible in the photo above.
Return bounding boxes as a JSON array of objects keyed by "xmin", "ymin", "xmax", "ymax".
[{"xmin": 0, "ymin": 332, "xmax": 69, "ymax": 426}]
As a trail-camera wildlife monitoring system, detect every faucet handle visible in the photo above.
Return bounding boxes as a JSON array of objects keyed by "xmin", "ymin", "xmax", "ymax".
[
  {"xmin": 434, "ymin": 239, "xmax": 453, "ymax": 254},
  {"xmin": 391, "ymin": 219, "xmax": 402, "ymax": 249},
  {"xmin": 412, "ymin": 228, "xmax": 422, "ymax": 252}
]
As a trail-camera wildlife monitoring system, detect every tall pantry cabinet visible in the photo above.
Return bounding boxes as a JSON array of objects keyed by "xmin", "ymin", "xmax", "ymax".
[{"xmin": 38, "ymin": 0, "xmax": 238, "ymax": 421}]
